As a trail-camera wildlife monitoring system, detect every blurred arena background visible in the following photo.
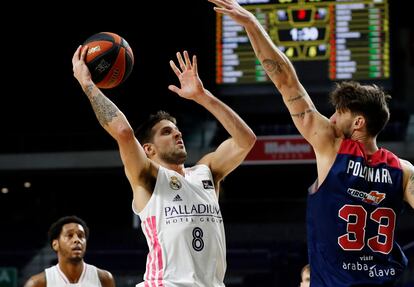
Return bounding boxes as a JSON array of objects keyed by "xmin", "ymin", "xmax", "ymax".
[{"xmin": 0, "ymin": 0, "xmax": 413, "ymax": 286}]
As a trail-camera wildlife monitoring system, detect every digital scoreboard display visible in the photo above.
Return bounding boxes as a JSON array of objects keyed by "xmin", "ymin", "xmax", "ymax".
[{"xmin": 216, "ymin": 0, "xmax": 390, "ymax": 94}]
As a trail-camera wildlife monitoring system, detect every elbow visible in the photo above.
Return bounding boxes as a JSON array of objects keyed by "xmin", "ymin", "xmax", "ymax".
[
  {"xmin": 242, "ymin": 131, "xmax": 257, "ymax": 151},
  {"xmin": 247, "ymin": 132, "xmax": 257, "ymax": 149},
  {"xmin": 115, "ymin": 125, "xmax": 135, "ymax": 143},
  {"xmin": 275, "ymin": 68, "xmax": 300, "ymax": 92}
]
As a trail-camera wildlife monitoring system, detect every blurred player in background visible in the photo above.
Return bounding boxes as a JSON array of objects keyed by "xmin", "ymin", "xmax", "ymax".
[
  {"xmin": 23, "ymin": 215, "xmax": 115, "ymax": 287},
  {"xmin": 300, "ymin": 264, "xmax": 310, "ymax": 287}
]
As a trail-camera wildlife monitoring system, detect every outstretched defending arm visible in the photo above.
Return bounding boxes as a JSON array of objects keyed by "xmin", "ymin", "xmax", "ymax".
[
  {"xmin": 168, "ymin": 51, "xmax": 256, "ymax": 185},
  {"xmin": 72, "ymin": 45, "xmax": 154, "ymax": 211},
  {"xmin": 208, "ymin": 0, "xmax": 335, "ymax": 152}
]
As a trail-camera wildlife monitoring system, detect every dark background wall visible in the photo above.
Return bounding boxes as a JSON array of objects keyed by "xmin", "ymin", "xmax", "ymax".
[{"xmin": 0, "ymin": 0, "xmax": 412, "ymax": 153}]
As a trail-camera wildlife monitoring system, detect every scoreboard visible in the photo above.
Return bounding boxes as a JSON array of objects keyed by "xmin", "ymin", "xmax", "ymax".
[{"xmin": 216, "ymin": 0, "xmax": 390, "ymax": 91}]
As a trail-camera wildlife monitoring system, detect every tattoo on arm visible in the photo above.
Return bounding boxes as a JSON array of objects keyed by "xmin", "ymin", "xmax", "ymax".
[
  {"xmin": 291, "ymin": 109, "xmax": 315, "ymax": 119},
  {"xmin": 84, "ymin": 84, "xmax": 118, "ymax": 126},
  {"xmin": 262, "ymin": 59, "xmax": 283, "ymax": 75},
  {"xmin": 287, "ymin": 94, "xmax": 304, "ymax": 103},
  {"xmin": 84, "ymin": 85, "xmax": 94, "ymax": 98},
  {"xmin": 289, "ymin": 92, "xmax": 315, "ymax": 118}
]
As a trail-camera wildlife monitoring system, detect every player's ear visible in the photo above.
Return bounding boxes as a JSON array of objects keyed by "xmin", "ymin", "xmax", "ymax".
[
  {"xmin": 52, "ymin": 239, "xmax": 59, "ymax": 252},
  {"xmin": 354, "ymin": 115, "xmax": 365, "ymax": 129},
  {"xmin": 143, "ymin": 143, "xmax": 155, "ymax": 157}
]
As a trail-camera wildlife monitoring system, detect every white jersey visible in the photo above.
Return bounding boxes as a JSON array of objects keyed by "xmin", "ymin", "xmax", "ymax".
[
  {"xmin": 134, "ymin": 164, "xmax": 226, "ymax": 287},
  {"xmin": 45, "ymin": 263, "xmax": 101, "ymax": 287}
]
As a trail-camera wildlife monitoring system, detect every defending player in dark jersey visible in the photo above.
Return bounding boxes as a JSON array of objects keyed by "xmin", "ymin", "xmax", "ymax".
[
  {"xmin": 307, "ymin": 139, "xmax": 408, "ymax": 286},
  {"xmin": 208, "ymin": 0, "xmax": 414, "ymax": 286}
]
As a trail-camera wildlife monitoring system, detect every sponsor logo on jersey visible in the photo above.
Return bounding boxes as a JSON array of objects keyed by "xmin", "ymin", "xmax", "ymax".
[
  {"xmin": 347, "ymin": 188, "xmax": 386, "ymax": 205},
  {"xmin": 169, "ymin": 176, "xmax": 182, "ymax": 190},
  {"xmin": 202, "ymin": 180, "xmax": 214, "ymax": 189},
  {"xmin": 342, "ymin": 260, "xmax": 396, "ymax": 278},
  {"xmin": 164, "ymin": 203, "xmax": 223, "ymax": 225},
  {"xmin": 173, "ymin": 194, "xmax": 182, "ymax": 202},
  {"xmin": 165, "ymin": 204, "xmax": 221, "ymax": 217}
]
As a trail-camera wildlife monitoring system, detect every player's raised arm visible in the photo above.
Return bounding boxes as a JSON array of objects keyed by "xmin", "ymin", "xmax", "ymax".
[
  {"xmin": 209, "ymin": 0, "xmax": 336, "ymax": 153},
  {"xmin": 168, "ymin": 51, "xmax": 256, "ymax": 184},
  {"xmin": 72, "ymin": 45, "xmax": 153, "ymax": 211}
]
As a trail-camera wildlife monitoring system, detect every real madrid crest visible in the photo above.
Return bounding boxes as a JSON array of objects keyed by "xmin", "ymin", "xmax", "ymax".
[{"xmin": 169, "ymin": 176, "xmax": 182, "ymax": 190}]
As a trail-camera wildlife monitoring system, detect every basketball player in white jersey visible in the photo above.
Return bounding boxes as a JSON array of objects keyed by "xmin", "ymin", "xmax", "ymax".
[
  {"xmin": 24, "ymin": 216, "xmax": 115, "ymax": 287},
  {"xmin": 72, "ymin": 47, "xmax": 256, "ymax": 287}
]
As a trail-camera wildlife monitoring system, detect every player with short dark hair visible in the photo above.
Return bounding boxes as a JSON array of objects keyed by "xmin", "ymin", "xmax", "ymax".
[
  {"xmin": 72, "ymin": 46, "xmax": 256, "ymax": 287},
  {"xmin": 24, "ymin": 215, "xmax": 115, "ymax": 287},
  {"xmin": 135, "ymin": 110, "xmax": 177, "ymax": 144},
  {"xmin": 47, "ymin": 215, "xmax": 90, "ymax": 247}
]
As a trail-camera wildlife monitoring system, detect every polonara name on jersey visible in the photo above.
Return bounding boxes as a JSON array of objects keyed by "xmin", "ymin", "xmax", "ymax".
[
  {"xmin": 164, "ymin": 203, "xmax": 223, "ymax": 225},
  {"xmin": 346, "ymin": 159, "xmax": 393, "ymax": 184}
]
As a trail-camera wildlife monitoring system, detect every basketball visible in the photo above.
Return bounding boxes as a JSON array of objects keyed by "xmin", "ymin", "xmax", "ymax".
[{"xmin": 83, "ymin": 32, "xmax": 134, "ymax": 89}]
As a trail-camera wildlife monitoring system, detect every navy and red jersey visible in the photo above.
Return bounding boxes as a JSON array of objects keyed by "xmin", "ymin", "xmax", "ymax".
[{"xmin": 307, "ymin": 139, "xmax": 408, "ymax": 287}]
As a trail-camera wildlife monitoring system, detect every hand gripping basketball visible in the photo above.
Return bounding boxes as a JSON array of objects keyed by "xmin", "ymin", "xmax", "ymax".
[{"xmin": 83, "ymin": 32, "xmax": 134, "ymax": 89}]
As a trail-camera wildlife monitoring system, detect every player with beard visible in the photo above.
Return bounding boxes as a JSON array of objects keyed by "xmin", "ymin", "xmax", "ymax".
[
  {"xmin": 23, "ymin": 215, "xmax": 115, "ymax": 287},
  {"xmin": 72, "ymin": 48, "xmax": 256, "ymax": 287},
  {"xmin": 207, "ymin": 0, "xmax": 414, "ymax": 286}
]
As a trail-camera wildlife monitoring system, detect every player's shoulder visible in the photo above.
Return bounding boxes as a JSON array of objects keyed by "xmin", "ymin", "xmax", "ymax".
[
  {"xmin": 97, "ymin": 268, "xmax": 116, "ymax": 287},
  {"xmin": 187, "ymin": 163, "xmax": 210, "ymax": 171},
  {"xmin": 23, "ymin": 272, "xmax": 46, "ymax": 287},
  {"xmin": 398, "ymin": 158, "xmax": 414, "ymax": 187},
  {"xmin": 399, "ymin": 158, "xmax": 414, "ymax": 172}
]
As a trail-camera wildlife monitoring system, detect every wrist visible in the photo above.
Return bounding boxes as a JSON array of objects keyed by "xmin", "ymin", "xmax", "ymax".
[
  {"xmin": 81, "ymin": 79, "xmax": 95, "ymax": 90},
  {"xmin": 193, "ymin": 89, "xmax": 214, "ymax": 105},
  {"xmin": 81, "ymin": 81, "xmax": 97, "ymax": 96},
  {"xmin": 243, "ymin": 13, "xmax": 260, "ymax": 30}
]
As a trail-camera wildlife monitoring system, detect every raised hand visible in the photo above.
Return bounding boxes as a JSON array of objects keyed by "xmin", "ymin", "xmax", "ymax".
[
  {"xmin": 208, "ymin": 0, "xmax": 253, "ymax": 25},
  {"xmin": 168, "ymin": 51, "xmax": 205, "ymax": 101}
]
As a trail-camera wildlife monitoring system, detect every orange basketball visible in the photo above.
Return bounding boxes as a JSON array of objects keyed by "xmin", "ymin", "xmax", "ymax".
[{"xmin": 83, "ymin": 32, "xmax": 134, "ymax": 89}]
